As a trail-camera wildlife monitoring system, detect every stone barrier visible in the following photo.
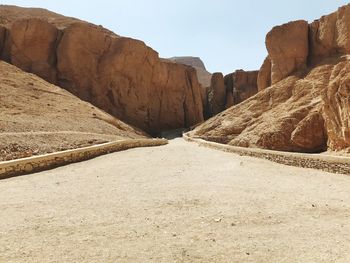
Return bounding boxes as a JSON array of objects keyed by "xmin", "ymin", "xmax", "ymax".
[
  {"xmin": 0, "ymin": 138, "xmax": 167, "ymax": 179},
  {"xmin": 184, "ymin": 134, "xmax": 350, "ymax": 175}
]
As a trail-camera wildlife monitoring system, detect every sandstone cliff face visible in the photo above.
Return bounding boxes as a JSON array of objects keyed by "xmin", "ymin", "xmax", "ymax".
[
  {"xmin": 8, "ymin": 19, "xmax": 59, "ymax": 83},
  {"xmin": 190, "ymin": 4, "xmax": 350, "ymax": 153},
  {"xmin": 309, "ymin": 4, "xmax": 350, "ymax": 65},
  {"xmin": 257, "ymin": 57, "xmax": 271, "ymax": 91},
  {"xmin": 323, "ymin": 61, "xmax": 350, "ymax": 151},
  {"xmin": 0, "ymin": 26, "xmax": 6, "ymax": 54},
  {"xmin": 189, "ymin": 64, "xmax": 330, "ymax": 153},
  {"xmin": 231, "ymin": 70, "xmax": 259, "ymax": 105},
  {"xmin": 266, "ymin": 20, "xmax": 309, "ymax": 85},
  {"xmin": 0, "ymin": 6, "xmax": 204, "ymax": 135},
  {"xmin": 205, "ymin": 70, "xmax": 258, "ymax": 118},
  {"xmin": 208, "ymin": 73, "xmax": 226, "ymax": 116}
]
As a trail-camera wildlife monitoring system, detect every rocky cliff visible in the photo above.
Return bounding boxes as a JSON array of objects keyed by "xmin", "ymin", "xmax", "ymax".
[
  {"xmin": 0, "ymin": 6, "xmax": 204, "ymax": 135},
  {"xmin": 205, "ymin": 70, "xmax": 258, "ymax": 118},
  {"xmin": 189, "ymin": 4, "xmax": 350, "ymax": 154}
]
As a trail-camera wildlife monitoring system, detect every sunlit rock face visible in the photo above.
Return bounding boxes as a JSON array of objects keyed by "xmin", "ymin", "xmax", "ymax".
[
  {"xmin": 190, "ymin": 4, "xmax": 350, "ymax": 153},
  {"xmin": 0, "ymin": 5, "xmax": 204, "ymax": 135}
]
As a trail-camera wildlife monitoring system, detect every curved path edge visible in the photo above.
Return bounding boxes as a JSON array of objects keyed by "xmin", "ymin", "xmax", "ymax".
[
  {"xmin": 183, "ymin": 133, "xmax": 350, "ymax": 175},
  {"xmin": 0, "ymin": 138, "xmax": 168, "ymax": 179}
]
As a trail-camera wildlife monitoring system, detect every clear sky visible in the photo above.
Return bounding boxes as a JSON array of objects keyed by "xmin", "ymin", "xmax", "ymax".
[{"xmin": 3, "ymin": 0, "xmax": 349, "ymax": 74}]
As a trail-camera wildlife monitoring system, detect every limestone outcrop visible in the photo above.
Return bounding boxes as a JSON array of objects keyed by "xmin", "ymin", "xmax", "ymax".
[
  {"xmin": 208, "ymin": 73, "xmax": 226, "ymax": 115},
  {"xmin": 266, "ymin": 20, "xmax": 309, "ymax": 85},
  {"xmin": 323, "ymin": 61, "xmax": 350, "ymax": 151},
  {"xmin": 205, "ymin": 70, "xmax": 259, "ymax": 118},
  {"xmin": 230, "ymin": 70, "xmax": 259, "ymax": 105},
  {"xmin": 257, "ymin": 57, "xmax": 271, "ymax": 91},
  {"xmin": 0, "ymin": 6, "xmax": 204, "ymax": 135},
  {"xmin": 8, "ymin": 18, "xmax": 59, "ymax": 83},
  {"xmin": 190, "ymin": 4, "xmax": 350, "ymax": 153}
]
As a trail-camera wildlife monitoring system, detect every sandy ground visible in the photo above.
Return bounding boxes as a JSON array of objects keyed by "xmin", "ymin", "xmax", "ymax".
[{"xmin": 1, "ymin": 138, "xmax": 350, "ymax": 262}]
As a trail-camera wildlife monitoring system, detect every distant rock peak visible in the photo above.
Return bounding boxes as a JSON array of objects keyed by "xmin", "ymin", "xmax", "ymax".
[{"xmin": 168, "ymin": 56, "xmax": 207, "ymax": 71}]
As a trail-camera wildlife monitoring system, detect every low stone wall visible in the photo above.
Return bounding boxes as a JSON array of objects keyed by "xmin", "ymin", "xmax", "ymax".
[
  {"xmin": 184, "ymin": 134, "xmax": 350, "ymax": 175},
  {"xmin": 0, "ymin": 138, "xmax": 167, "ymax": 179}
]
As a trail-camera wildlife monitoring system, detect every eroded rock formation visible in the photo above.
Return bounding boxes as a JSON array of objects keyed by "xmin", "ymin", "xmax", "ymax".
[
  {"xmin": 266, "ymin": 20, "xmax": 309, "ymax": 85},
  {"xmin": 231, "ymin": 70, "xmax": 259, "ymax": 105},
  {"xmin": 323, "ymin": 61, "xmax": 350, "ymax": 151},
  {"xmin": 205, "ymin": 70, "xmax": 259, "ymax": 118},
  {"xmin": 208, "ymin": 73, "xmax": 226, "ymax": 116},
  {"xmin": 0, "ymin": 6, "xmax": 204, "ymax": 135},
  {"xmin": 190, "ymin": 4, "xmax": 350, "ymax": 153},
  {"xmin": 257, "ymin": 57, "xmax": 271, "ymax": 91}
]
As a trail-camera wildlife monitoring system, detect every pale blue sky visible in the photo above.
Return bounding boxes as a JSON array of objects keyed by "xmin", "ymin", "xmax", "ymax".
[{"xmin": 3, "ymin": 0, "xmax": 349, "ymax": 73}]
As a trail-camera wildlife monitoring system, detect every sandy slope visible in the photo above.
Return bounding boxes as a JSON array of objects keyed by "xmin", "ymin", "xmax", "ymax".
[
  {"xmin": 0, "ymin": 61, "xmax": 146, "ymax": 161},
  {"xmin": 1, "ymin": 138, "xmax": 349, "ymax": 262}
]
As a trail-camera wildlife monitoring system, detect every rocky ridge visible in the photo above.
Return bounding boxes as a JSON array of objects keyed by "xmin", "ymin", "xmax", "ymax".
[
  {"xmin": 0, "ymin": 6, "xmax": 204, "ymax": 135},
  {"xmin": 190, "ymin": 4, "xmax": 350, "ymax": 154}
]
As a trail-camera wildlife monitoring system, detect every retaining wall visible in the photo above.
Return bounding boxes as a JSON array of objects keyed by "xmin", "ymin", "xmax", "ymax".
[
  {"xmin": 0, "ymin": 138, "xmax": 167, "ymax": 179},
  {"xmin": 184, "ymin": 134, "xmax": 350, "ymax": 175}
]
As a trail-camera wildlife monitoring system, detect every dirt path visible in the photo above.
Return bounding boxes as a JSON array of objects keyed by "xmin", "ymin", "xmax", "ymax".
[{"xmin": 1, "ymin": 138, "xmax": 350, "ymax": 262}]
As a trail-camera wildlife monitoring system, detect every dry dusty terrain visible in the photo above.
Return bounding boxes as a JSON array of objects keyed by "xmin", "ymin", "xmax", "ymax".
[
  {"xmin": 0, "ymin": 61, "xmax": 146, "ymax": 161},
  {"xmin": 1, "ymin": 138, "xmax": 350, "ymax": 262}
]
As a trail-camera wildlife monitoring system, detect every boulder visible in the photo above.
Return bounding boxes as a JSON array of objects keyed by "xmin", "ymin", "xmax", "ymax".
[
  {"xmin": 266, "ymin": 20, "xmax": 309, "ymax": 84},
  {"xmin": 291, "ymin": 112, "xmax": 327, "ymax": 152}
]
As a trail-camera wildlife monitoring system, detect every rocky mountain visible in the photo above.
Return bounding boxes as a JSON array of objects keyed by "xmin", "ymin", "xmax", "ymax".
[
  {"xmin": 0, "ymin": 61, "xmax": 147, "ymax": 161},
  {"xmin": 168, "ymin": 56, "xmax": 212, "ymax": 88},
  {"xmin": 189, "ymin": 4, "xmax": 350, "ymax": 154},
  {"xmin": 0, "ymin": 5, "xmax": 204, "ymax": 135}
]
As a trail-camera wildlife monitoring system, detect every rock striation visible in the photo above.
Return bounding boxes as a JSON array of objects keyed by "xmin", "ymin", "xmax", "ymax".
[
  {"xmin": 0, "ymin": 6, "xmax": 204, "ymax": 135},
  {"xmin": 190, "ymin": 4, "xmax": 350, "ymax": 154}
]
